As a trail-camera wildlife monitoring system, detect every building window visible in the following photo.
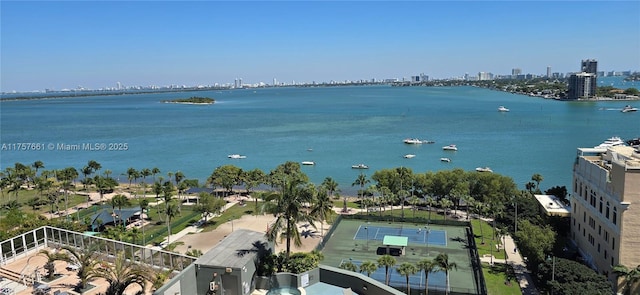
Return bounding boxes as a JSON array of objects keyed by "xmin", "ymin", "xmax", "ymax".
[
  {"xmin": 612, "ymin": 237, "xmax": 615, "ymax": 250},
  {"xmin": 604, "ymin": 231, "xmax": 608, "ymax": 242},
  {"xmin": 606, "ymin": 202, "xmax": 610, "ymax": 219},
  {"xmin": 611, "ymin": 257, "xmax": 615, "ymax": 266},
  {"xmin": 599, "ymin": 197, "xmax": 603, "ymax": 214},
  {"xmin": 598, "ymin": 225, "xmax": 601, "ymax": 236},
  {"xmin": 589, "ymin": 217, "xmax": 595, "ymax": 229},
  {"xmin": 604, "ymin": 250, "xmax": 608, "ymax": 259},
  {"xmin": 597, "ymin": 243, "xmax": 600, "ymax": 253},
  {"xmin": 613, "ymin": 207, "xmax": 617, "ymax": 225},
  {"xmin": 583, "ymin": 212, "xmax": 586, "ymax": 222}
]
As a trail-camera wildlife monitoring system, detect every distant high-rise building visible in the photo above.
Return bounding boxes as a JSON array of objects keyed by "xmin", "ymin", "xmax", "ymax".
[
  {"xmin": 273, "ymin": 78, "xmax": 277, "ymax": 86},
  {"xmin": 234, "ymin": 78, "xmax": 238, "ymax": 88},
  {"xmin": 546, "ymin": 66, "xmax": 551, "ymax": 78},
  {"xmin": 581, "ymin": 59, "xmax": 598, "ymax": 75},
  {"xmin": 568, "ymin": 72, "xmax": 597, "ymax": 99},
  {"xmin": 512, "ymin": 68, "xmax": 522, "ymax": 78},
  {"xmin": 117, "ymin": 82, "xmax": 121, "ymax": 90}
]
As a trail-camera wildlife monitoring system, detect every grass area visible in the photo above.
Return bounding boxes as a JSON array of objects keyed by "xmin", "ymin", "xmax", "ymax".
[
  {"xmin": 482, "ymin": 263, "xmax": 521, "ymax": 295},
  {"xmin": 200, "ymin": 203, "xmax": 254, "ymax": 232},
  {"xmin": 471, "ymin": 219, "xmax": 506, "ymax": 260}
]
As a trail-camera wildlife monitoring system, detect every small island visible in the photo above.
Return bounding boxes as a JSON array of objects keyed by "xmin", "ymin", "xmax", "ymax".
[{"xmin": 162, "ymin": 96, "xmax": 215, "ymax": 105}]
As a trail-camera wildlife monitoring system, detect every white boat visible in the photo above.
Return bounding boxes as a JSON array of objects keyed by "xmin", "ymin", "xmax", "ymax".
[
  {"xmin": 594, "ymin": 136, "xmax": 625, "ymax": 148},
  {"xmin": 475, "ymin": 167, "xmax": 493, "ymax": 173},
  {"xmin": 498, "ymin": 106, "xmax": 510, "ymax": 112},
  {"xmin": 227, "ymin": 154, "xmax": 246, "ymax": 159},
  {"xmin": 403, "ymin": 154, "xmax": 416, "ymax": 159},
  {"xmin": 351, "ymin": 164, "xmax": 369, "ymax": 169},
  {"xmin": 440, "ymin": 157, "xmax": 451, "ymax": 162},
  {"xmin": 442, "ymin": 144, "xmax": 458, "ymax": 151},
  {"xmin": 403, "ymin": 138, "xmax": 424, "ymax": 144},
  {"xmin": 621, "ymin": 105, "xmax": 638, "ymax": 113},
  {"xmin": 301, "ymin": 161, "xmax": 315, "ymax": 165}
]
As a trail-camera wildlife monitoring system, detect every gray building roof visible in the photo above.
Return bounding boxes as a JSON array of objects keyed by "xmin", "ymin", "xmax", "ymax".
[
  {"xmin": 195, "ymin": 229, "xmax": 271, "ymax": 269},
  {"xmin": 90, "ymin": 206, "xmax": 141, "ymax": 228}
]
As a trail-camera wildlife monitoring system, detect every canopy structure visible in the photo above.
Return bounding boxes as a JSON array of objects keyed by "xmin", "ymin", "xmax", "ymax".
[{"xmin": 382, "ymin": 235, "xmax": 408, "ymax": 256}]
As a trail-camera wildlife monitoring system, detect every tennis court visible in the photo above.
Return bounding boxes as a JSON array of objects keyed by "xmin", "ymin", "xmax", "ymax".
[{"xmin": 354, "ymin": 225, "xmax": 447, "ymax": 246}]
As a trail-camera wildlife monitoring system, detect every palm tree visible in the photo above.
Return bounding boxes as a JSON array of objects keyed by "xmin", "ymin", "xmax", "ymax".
[
  {"xmin": 359, "ymin": 261, "xmax": 378, "ymax": 277},
  {"xmin": 321, "ymin": 177, "xmax": 339, "ymax": 199},
  {"xmin": 425, "ymin": 196, "xmax": 437, "ymax": 223},
  {"xmin": 310, "ymin": 186, "xmax": 333, "ymax": 240},
  {"xmin": 377, "ymin": 254, "xmax": 397, "ymax": 285},
  {"xmin": 397, "ymin": 262, "xmax": 418, "ymax": 294},
  {"xmin": 91, "ymin": 251, "xmax": 151, "ymax": 295},
  {"xmin": 263, "ymin": 179, "xmax": 316, "ymax": 259},
  {"xmin": 151, "ymin": 167, "xmax": 160, "ymax": 182},
  {"xmin": 32, "ymin": 160, "xmax": 44, "ymax": 177},
  {"xmin": 62, "ymin": 245, "xmax": 100, "ymax": 291},
  {"xmin": 613, "ymin": 264, "xmax": 640, "ymax": 295},
  {"xmin": 435, "ymin": 253, "xmax": 458, "ymax": 295},
  {"xmin": 126, "ymin": 167, "xmax": 139, "ymax": 190},
  {"xmin": 39, "ymin": 249, "xmax": 70, "ymax": 280},
  {"xmin": 140, "ymin": 168, "xmax": 151, "ymax": 185},
  {"xmin": 339, "ymin": 260, "xmax": 358, "ymax": 272},
  {"xmin": 110, "ymin": 194, "xmax": 131, "ymax": 226},
  {"xmin": 439, "ymin": 198, "xmax": 453, "ymax": 221},
  {"xmin": 352, "ymin": 173, "xmax": 370, "ymax": 204},
  {"xmin": 417, "ymin": 258, "xmax": 439, "ymax": 295},
  {"xmin": 165, "ymin": 203, "xmax": 180, "ymax": 245},
  {"xmin": 531, "ymin": 173, "xmax": 543, "ymax": 191}
]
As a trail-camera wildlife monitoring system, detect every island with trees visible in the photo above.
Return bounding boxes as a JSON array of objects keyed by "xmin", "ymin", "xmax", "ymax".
[{"xmin": 162, "ymin": 96, "xmax": 215, "ymax": 104}]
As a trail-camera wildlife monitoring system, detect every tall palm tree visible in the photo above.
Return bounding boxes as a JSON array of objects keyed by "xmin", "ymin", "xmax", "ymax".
[
  {"xmin": 397, "ymin": 262, "xmax": 418, "ymax": 294},
  {"xmin": 439, "ymin": 198, "xmax": 453, "ymax": 221},
  {"xmin": 310, "ymin": 186, "xmax": 333, "ymax": 239},
  {"xmin": 426, "ymin": 196, "xmax": 437, "ymax": 223},
  {"xmin": 352, "ymin": 173, "xmax": 370, "ymax": 204},
  {"xmin": 110, "ymin": 194, "xmax": 131, "ymax": 226},
  {"xmin": 417, "ymin": 258, "xmax": 439, "ymax": 295},
  {"xmin": 435, "ymin": 253, "xmax": 457, "ymax": 295},
  {"xmin": 62, "ymin": 245, "xmax": 100, "ymax": 291},
  {"xmin": 126, "ymin": 167, "xmax": 139, "ymax": 190},
  {"xmin": 377, "ymin": 254, "xmax": 397, "ymax": 286},
  {"xmin": 613, "ymin": 264, "xmax": 640, "ymax": 295},
  {"xmin": 151, "ymin": 167, "xmax": 160, "ymax": 182},
  {"xmin": 91, "ymin": 251, "xmax": 151, "ymax": 295},
  {"xmin": 321, "ymin": 177, "xmax": 339, "ymax": 199},
  {"xmin": 263, "ymin": 179, "xmax": 316, "ymax": 259},
  {"xmin": 32, "ymin": 160, "xmax": 44, "ymax": 177},
  {"xmin": 531, "ymin": 173, "xmax": 543, "ymax": 191},
  {"xmin": 140, "ymin": 168, "xmax": 151, "ymax": 185},
  {"xmin": 359, "ymin": 261, "xmax": 378, "ymax": 277},
  {"xmin": 165, "ymin": 203, "xmax": 180, "ymax": 245}
]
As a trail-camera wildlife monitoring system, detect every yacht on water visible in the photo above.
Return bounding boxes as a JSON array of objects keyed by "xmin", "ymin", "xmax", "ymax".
[
  {"xmin": 403, "ymin": 154, "xmax": 416, "ymax": 159},
  {"xmin": 498, "ymin": 106, "xmax": 510, "ymax": 112},
  {"xmin": 621, "ymin": 105, "xmax": 638, "ymax": 113},
  {"xmin": 440, "ymin": 157, "xmax": 451, "ymax": 162},
  {"xmin": 594, "ymin": 137, "xmax": 625, "ymax": 148},
  {"xmin": 351, "ymin": 164, "xmax": 369, "ymax": 169},
  {"xmin": 227, "ymin": 154, "xmax": 247, "ymax": 159},
  {"xmin": 403, "ymin": 138, "xmax": 424, "ymax": 144},
  {"xmin": 476, "ymin": 167, "xmax": 493, "ymax": 173},
  {"xmin": 442, "ymin": 144, "xmax": 458, "ymax": 151},
  {"xmin": 301, "ymin": 161, "xmax": 315, "ymax": 165}
]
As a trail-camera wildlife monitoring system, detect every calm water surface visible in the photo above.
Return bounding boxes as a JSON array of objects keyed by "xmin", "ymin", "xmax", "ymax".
[{"xmin": 2, "ymin": 85, "xmax": 639, "ymax": 194}]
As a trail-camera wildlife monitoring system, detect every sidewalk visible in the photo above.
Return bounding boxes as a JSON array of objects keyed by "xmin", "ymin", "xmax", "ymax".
[{"xmin": 479, "ymin": 234, "xmax": 539, "ymax": 295}]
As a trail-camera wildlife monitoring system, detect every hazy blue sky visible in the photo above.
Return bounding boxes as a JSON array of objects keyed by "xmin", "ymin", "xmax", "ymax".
[{"xmin": 1, "ymin": 1, "xmax": 639, "ymax": 92}]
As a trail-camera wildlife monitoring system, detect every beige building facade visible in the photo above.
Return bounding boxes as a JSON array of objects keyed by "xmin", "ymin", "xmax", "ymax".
[{"xmin": 571, "ymin": 145, "xmax": 640, "ymax": 293}]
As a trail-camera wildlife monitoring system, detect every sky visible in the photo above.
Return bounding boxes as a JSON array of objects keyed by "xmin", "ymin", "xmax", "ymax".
[{"xmin": 1, "ymin": 1, "xmax": 639, "ymax": 92}]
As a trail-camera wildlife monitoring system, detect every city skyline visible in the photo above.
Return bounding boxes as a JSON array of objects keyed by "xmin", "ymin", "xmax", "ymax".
[{"xmin": 1, "ymin": 1, "xmax": 639, "ymax": 92}]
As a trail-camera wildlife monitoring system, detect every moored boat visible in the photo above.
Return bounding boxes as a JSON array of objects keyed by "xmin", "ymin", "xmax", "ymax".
[
  {"xmin": 498, "ymin": 106, "xmax": 510, "ymax": 112},
  {"xmin": 403, "ymin": 138, "xmax": 424, "ymax": 144},
  {"xmin": 301, "ymin": 161, "xmax": 315, "ymax": 165},
  {"xmin": 227, "ymin": 154, "xmax": 246, "ymax": 159},
  {"xmin": 442, "ymin": 144, "xmax": 458, "ymax": 151},
  {"xmin": 440, "ymin": 157, "xmax": 451, "ymax": 162},
  {"xmin": 351, "ymin": 164, "xmax": 369, "ymax": 169},
  {"xmin": 475, "ymin": 167, "xmax": 493, "ymax": 173},
  {"xmin": 594, "ymin": 136, "xmax": 625, "ymax": 148},
  {"xmin": 403, "ymin": 154, "xmax": 416, "ymax": 159}
]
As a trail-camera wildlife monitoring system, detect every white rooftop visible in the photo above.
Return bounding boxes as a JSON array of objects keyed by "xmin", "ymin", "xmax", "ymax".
[{"xmin": 534, "ymin": 194, "xmax": 571, "ymax": 217}]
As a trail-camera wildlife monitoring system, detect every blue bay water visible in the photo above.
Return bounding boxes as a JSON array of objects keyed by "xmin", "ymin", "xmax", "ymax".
[{"xmin": 1, "ymin": 84, "xmax": 639, "ymax": 195}]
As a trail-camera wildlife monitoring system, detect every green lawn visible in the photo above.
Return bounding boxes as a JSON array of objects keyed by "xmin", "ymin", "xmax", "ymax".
[
  {"xmin": 482, "ymin": 263, "xmax": 521, "ymax": 295},
  {"xmin": 471, "ymin": 219, "xmax": 506, "ymax": 260}
]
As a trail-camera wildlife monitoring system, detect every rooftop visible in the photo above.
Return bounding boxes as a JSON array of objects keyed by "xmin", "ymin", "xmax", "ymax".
[
  {"xmin": 195, "ymin": 229, "xmax": 271, "ymax": 269},
  {"xmin": 534, "ymin": 194, "xmax": 571, "ymax": 217}
]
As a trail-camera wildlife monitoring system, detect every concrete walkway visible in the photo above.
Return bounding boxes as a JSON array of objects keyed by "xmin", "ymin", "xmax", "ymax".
[{"xmin": 479, "ymin": 234, "xmax": 539, "ymax": 295}]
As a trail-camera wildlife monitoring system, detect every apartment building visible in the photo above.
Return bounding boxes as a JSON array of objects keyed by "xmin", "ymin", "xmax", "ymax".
[{"xmin": 571, "ymin": 145, "xmax": 640, "ymax": 292}]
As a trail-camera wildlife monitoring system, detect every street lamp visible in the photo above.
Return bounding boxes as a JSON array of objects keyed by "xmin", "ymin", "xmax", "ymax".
[
  {"xmin": 547, "ymin": 255, "xmax": 556, "ymax": 295},
  {"xmin": 424, "ymin": 226, "xmax": 430, "ymax": 255},
  {"xmin": 229, "ymin": 218, "xmax": 234, "ymax": 232},
  {"xmin": 364, "ymin": 226, "xmax": 369, "ymax": 250}
]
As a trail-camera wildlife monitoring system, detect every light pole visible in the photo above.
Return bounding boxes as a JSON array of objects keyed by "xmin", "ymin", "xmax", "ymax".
[
  {"xmin": 547, "ymin": 255, "xmax": 556, "ymax": 295},
  {"xmin": 424, "ymin": 226, "xmax": 430, "ymax": 255},
  {"xmin": 365, "ymin": 226, "xmax": 369, "ymax": 250},
  {"xmin": 229, "ymin": 218, "xmax": 234, "ymax": 232}
]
